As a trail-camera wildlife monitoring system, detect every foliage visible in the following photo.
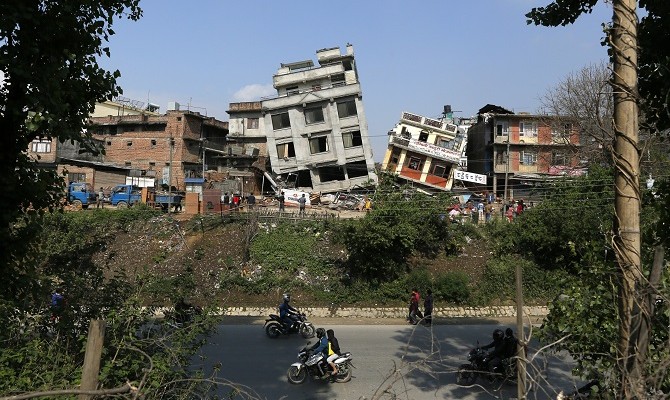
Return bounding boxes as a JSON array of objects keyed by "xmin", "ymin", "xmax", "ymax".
[
  {"xmin": 432, "ymin": 271, "xmax": 470, "ymax": 304},
  {"xmin": 0, "ymin": 211, "xmax": 223, "ymax": 398},
  {"xmin": 0, "ymin": 0, "xmax": 142, "ymax": 291},
  {"xmin": 333, "ymin": 175, "xmax": 455, "ymax": 282},
  {"xmin": 489, "ymin": 167, "xmax": 614, "ymax": 273}
]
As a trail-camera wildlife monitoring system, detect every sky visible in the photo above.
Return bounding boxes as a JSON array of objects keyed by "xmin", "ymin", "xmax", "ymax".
[{"xmin": 100, "ymin": 0, "xmax": 613, "ymax": 162}]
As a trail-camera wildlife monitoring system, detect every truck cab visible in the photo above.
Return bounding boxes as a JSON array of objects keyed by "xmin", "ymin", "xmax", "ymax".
[
  {"xmin": 68, "ymin": 182, "xmax": 97, "ymax": 209},
  {"xmin": 109, "ymin": 184, "xmax": 142, "ymax": 208}
]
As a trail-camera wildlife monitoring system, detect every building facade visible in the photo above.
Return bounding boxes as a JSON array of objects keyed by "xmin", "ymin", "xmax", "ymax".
[
  {"xmin": 467, "ymin": 104, "xmax": 583, "ymax": 200},
  {"xmin": 259, "ymin": 44, "xmax": 378, "ymax": 193},
  {"xmin": 88, "ymin": 107, "xmax": 228, "ymax": 190},
  {"xmin": 381, "ymin": 111, "xmax": 468, "ymax": 192}
]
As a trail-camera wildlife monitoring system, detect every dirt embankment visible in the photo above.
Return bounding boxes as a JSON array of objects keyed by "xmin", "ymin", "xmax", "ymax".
[{"xmin": 94, "ymin": 214, "xmax": 491, "ymax": 307}]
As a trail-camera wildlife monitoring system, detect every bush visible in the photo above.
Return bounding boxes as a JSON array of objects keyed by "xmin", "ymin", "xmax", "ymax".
[{"xmin": 433, "ymin": 271, "xmax": 470, "ymax": 304}]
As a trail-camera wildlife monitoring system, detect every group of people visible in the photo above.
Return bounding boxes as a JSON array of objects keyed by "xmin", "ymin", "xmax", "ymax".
[
  {"xmin": 220, "ymin": 192, "xmax": 255, "ymax": 211},
  {"xmin": 407, "ymin": 288, "xmax": 433, "ymax": 326},
  {"xmin": 279, "ymin": 293, "xmax": 342, "ymax": 379}
]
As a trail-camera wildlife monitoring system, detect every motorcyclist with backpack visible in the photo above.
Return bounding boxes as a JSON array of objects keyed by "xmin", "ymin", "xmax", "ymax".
[
  {"xmin": 279, "ymin": 293, "xmax": 299, "ymax": 332},
  {"xmin": 482, "ymin": 328, "xmax": 506, "ymax": 380}
]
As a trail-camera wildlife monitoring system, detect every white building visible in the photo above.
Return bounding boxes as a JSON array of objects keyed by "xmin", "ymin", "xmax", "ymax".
[{"xmin": 259, "ymin": 44, "xmax": 378, "ymax": 193}]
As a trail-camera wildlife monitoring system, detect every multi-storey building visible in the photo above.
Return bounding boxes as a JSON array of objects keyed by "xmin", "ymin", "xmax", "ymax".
[
  {"xmin": 88, "ymin": 104, "xmax": 228, "ymax": 190},
  {"xmin": 26, "ymin": 97, "xmax": 161, "ymax": 188},
  {"xmin": 381, "ymin": 111, "xmax": 468, "ymax": 192},
  {"xmin": 467, "ymin": 104, "xmax": 583, "ymax": 200},
  {"xmin": 259, "ymin": 44, "xmax": 378, "ymax": 193}
]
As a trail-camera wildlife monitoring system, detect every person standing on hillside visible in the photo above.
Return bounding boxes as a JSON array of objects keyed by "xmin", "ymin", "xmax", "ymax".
[
  {"xmin": 298, "ymin": 193, "xmax": 307, "ymax": 216},
  {"xmin": 278, "ymin": 191, "xmax": 285, "ymax": 212},
  {"xmin": 247, "ymin": 192, "xmax": 256, "ymax": 211}
]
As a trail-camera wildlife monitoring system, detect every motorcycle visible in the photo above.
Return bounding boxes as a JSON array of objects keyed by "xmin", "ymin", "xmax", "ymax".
[
  {"xmin": 456, "ymin": 346, "xmax": 517, "ymax": 386},
  {"xmin": 264, "ymin": 312, "xmax": 315, "ymax": 339},
  {"xmin": 286, "ymin": 343, "xmax": 354, "ymax": 384}
]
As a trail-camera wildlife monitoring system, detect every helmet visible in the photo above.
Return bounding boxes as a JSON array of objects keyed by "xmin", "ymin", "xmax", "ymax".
[
  {"xmin": 282, "ymin": 293, "xmax": 290, "ymax": 302},
  {"xmin": 316, "ymin": 328, "xmax": 326, "ymax": 339},
  {"xmin": 493, "ymin": 329, "xmax": 504, "ymax": 341},
  {"xmin": 505, "ymin": 328, "xmax": 514, "ymax": 338}
]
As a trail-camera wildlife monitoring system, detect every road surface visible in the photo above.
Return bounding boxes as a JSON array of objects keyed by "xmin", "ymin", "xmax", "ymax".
[{"xmin": 192, "ymin": 318, "xmax": 583, "ymax": 400}]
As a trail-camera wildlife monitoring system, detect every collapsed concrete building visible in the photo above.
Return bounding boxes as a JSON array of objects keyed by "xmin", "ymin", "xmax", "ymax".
[{"xmin": 227, "ymin": 44, "xmax": 378, "ymax": 194}]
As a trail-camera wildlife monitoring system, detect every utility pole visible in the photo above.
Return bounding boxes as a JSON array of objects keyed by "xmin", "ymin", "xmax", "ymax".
[
  {"xmin": 503, "ymin": 130, "xmax": 511, "ymax": 201},
  {"xmin": 611, "ymin": 0, "xmax": 641, "ymax": 397},
  {"xmin": 168, "ymin": 137, "xmax": 174, "ymax": 215}
]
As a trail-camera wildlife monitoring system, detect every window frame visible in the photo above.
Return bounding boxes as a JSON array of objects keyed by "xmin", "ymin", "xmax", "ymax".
[
  {"xmin": 271, "ymin": 112, "xmax": 291, "ymax": 130},
  {"xmin": 407, "ymin": 156, "xmax": 423, "ymax": 171},
  {"xmin": 308, "ymin": 136, "xmax": 329, "ymax": 154},
  {"xmin": 337, "ymin": 100, "xmax": 357, "ymax": 119},
  {"xmin": 276, "ymin": 142, "xmax": 296, "ymax": 159},
  {"xmin": 519, "ymin": 121, "xmax": 538, "ymax": 137},
  {"xmin": 521, "ymin": 150, "xmax": 538, "ymax": 165},
  {"xmin": 304, "ymin": 106, "xmax": 325, "ymax": 125},
  {"xmin": 342, "ymin": 130, "xmax": 363, "ymax": 148},
  {"xmin": 246, "ymin": 118, "xmax": 259, "ymax": 129},
  {"xmin": 31, "ymin": 139, "xmax": 52, "ymax": 153}
]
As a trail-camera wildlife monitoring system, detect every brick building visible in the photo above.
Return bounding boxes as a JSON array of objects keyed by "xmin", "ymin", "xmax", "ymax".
[{"xmin": 467, "ymin": 104, "xmax": 583, "ymax": 200}]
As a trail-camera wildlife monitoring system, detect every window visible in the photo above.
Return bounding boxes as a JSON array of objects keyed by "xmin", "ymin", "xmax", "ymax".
[
  {"xmin": 286, "ymin": 85, "xmax": 299, "ymax": 95},
  {"xmin": 552, "ymin": 151, "xmax": 568, "ymax": 166},
  {"xmin": 276, "ymin": 142, "xmax": 295, "ymax": 158},
  {"xmin": 149, "ymin": 162, "xmax": 156, "ymax": 168},
  {"xmin": 126, "ymin": 140, "xmax": 132, "ymax": 146},
  {"xmin": 346, "ymin": 160, "xmax": 368, "ymax": 178},
  {"xmin": 125, "ymin": 161, "xmax": 132, "ymax": 167},
  {"xmin": 337, "ymin": 100, "xmax": 357, "ymax": 118},
  {"xmin": 68, "ymin": 173, "xmax": 86, "ymax": 182},
  {"xmin": 331, "ymin": 73, "xmax": 345, "ymax": 87},
  {"xmin": 496, "ymin": 151, "xmax": 507, "ymax": 165},
  {"xmin": 552, "ymin": 123, "xmax": 572, "ymax": 138},
  {"xmin": 177, "ymin": 117, "xmax": 182, "ymax": 121},
  {"xmin": 407, "ymin": 157, "xmax": 423, "ymax": 171},
  {"xmin": 304, "ymin": 107, "xmax": 324, "ymax": 124},
  {"xmin": 247, "ymin": 118, "xmax": 259, "ymax": 129},
  {"xmin": 418, "ymin": 131, "xmax": 429, "ymax": 142},
  {"xmin": 519, "ymin": 121, "xmax": 538, "ymax": 137},
  {"xmin": 342, "ymin": 130, "xmax": 362, "ymax": 148},
  {"xmin": 521, "ymin": 150, "xmax": 537, "ymax": 165},
  {"xmin": 311, "ymin": 84, "xmax": 321, "ymax": 91},
  {"xmin": 151, "ymin": 139, "xmax": 157, "ymax": 148},
  {"xmin": 31, "ymin": 139, "xmax": 51, "ymax": 153},
  {"xmin": 496, "ymin": 121, "xmax": 509, "ymax": 136},
  {"xmin": 342, "ymin": 60, "xmax": 353, "ymax": 71},
  {"xmin": 437, "ymin": 138, "xmax": 454, "ymax": 150},
  {"xmin": 432, "ymin": 164, "xmax": 449, "ymax": 177},
  {"xmin": 271, "ymin": 112, "xmax": 291, "ymax": 130},
  {"xmin": 309, "ymin": 136, "xmax": 328, "ymax": 154}
]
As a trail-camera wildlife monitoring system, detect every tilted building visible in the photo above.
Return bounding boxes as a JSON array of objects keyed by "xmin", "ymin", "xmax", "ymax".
[
  {"xmin": 256, "ymin": 44, "xmax": 378, "ymax": 193},
  {"xmin": 381, "ymin": 110, "xmax": 468, "ymax": 192}
]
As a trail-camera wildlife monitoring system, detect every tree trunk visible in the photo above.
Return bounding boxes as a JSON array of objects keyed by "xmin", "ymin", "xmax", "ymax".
[{"xmin": 611, "ymin": 0, "xmax": 642, "ymax": 398}]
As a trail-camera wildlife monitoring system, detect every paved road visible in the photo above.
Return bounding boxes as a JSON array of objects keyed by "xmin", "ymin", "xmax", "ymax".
[{"xmin": 193, "ymin": 319, "xmax": 583, "ymax": 400}]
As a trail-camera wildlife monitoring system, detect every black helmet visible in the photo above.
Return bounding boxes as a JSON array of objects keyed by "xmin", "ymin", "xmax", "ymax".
[
  {"xmin": 282, "ymin": 293, "xmax": 290, "ymax": 302},
  {"xmin": 316, "ymin": 328, "xmax": 326, "ymax": 339},
  {"xmin": 505, "ymin": 328, "xmax": 514, "ymax": 338},
  {"xmin": 493, "ymin": 329, "xmax": 504, "ymax": 341}
]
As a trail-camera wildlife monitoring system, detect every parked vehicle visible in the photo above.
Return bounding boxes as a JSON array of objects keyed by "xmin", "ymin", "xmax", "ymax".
[
  {"xmin": 286, "ymin": 343, "xmax": 354, "ymax": 384},
  {"xmin": 67, "ymin": 182, "xmax": 97, "ymax": 209},
  {"xmin": 264, "ymin": 313, "xmax": 315, "ymax": 339},
  {"xmin": 109, "ymin": 184, "xmax": 183, "ymax": 210},
  {"xmin": 456, "ymin": 346, "xmax": 517, "ymax": 386}
]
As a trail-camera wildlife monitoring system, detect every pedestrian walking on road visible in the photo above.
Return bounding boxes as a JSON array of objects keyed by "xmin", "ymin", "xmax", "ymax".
[{"xmin": 408, "ymin": 288, "xmax": 422, "ymax": 324}]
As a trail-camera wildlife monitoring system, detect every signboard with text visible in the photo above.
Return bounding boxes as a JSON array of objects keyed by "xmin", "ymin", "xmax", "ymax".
[
  {"xmin": 407, "ymin": 138, "xmax": 461, "ymax": 164},
  {"xmin": 454, "ymin": 170, "xmax": 487, "ymax": 185}
]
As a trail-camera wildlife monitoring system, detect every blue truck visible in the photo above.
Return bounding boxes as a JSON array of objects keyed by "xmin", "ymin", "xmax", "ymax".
[
  {"xmin": 110, "ymin": 184, "xmax": 183, "ymax": 211},
  {"xmin": 67, "ymin": 182, "xmax": 98, "ymax": 209}
]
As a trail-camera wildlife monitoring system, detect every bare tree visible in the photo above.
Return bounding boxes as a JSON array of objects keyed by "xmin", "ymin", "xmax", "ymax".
[{"xmin": 539, "ymin": 61, "xmax": 615, "ymax": 166}]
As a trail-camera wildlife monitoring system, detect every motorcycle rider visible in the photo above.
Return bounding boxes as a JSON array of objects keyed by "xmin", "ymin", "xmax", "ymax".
[
  {"xmin": 503, "ymin": 328, "xmax": 519, "ymax": 358},
  {"xmin": 481, "ymin": 328, "xmax": 506, "ymax": 380},
  {"xmin": 309, "ymin": 328, "xmax": 330, "ymax": 376},
  {"xmin": 326, "ymin": 329, "xmax": 341, "ymax": 377},
  {"xmin": 278, "ymin": 293, "xmax": 299, "ymax": 332}
]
